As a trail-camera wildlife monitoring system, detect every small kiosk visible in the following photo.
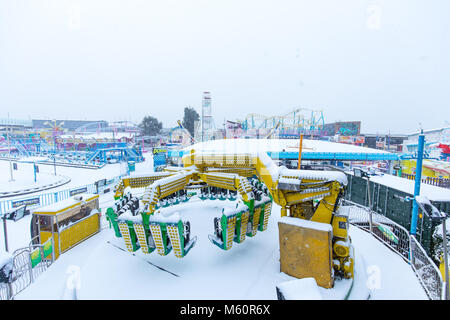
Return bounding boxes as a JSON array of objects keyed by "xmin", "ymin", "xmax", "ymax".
[{"xmin": 31, "ymin": 194, "xmax": 101, "ymax": 259}]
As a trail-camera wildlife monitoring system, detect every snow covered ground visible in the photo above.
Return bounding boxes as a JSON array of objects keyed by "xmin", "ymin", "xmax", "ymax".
[
  {"xmin": 0, "ymin": 161, "xmax": 68, "ymax": 195},
  {"xmin": 4, "ymin": 199, "xmax": 427, "ymax": 300},
  {"xmin": 0, "ymin": 155, "xmax": 154, "ymax": 200},
  {"xmin": 0, "ymin": 152, "xmax": 429, "ymax": 300}
]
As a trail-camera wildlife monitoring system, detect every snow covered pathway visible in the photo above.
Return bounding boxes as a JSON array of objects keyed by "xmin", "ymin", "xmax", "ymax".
[{"xmin": 13, "ymin": 201, "xmax": 428, "ymax": 300}]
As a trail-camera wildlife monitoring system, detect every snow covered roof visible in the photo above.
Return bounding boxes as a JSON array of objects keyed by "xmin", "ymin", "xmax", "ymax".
[
  {"xmin": 365, "ymin": 174, "xmax": 450, "ymax": 202},
  {"xmin": 407, "ymin": 126, "xmax": 450, "ymax": 137},
  {"xmin": 179, "ymin": 138, "xmax": 398, "ymax": 161},
  {"xmin": 184, "ymin": 138, "xmax": 392, "ymax": 155},
  {"xmin": 59, "ymin": 132, "xmax": 135, "ymax": 140},
  {"xmin": 279, "ymin": 216, "xmax": 332, "ymax": 233},
  {"xmin": 34, "ymin": 194, "xmax": 98, "ymax": 214}
]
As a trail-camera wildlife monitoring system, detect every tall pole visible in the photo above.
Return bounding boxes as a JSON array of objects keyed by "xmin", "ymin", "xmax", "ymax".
[
  {"xmin": 7, "ymin": 113, "xmax": 14, "ymax": 181},
  {"xmin": 53, "ymin": 135, "xmax": 57, "ymax": 176},
  {"xmin": 297, "ymin": 134, "xmax": 303, "ymax": 169},
  {"xmin": 442, "ymin": 218, "xmax": 449, "ymax": 299},
  {"xmin": 2, "ymin": 215, "xmax": 8, "ymax": 252},
  {"xmin": 366, "ymin": 177, "xmax": 373, "ymax": 233},
  {"xmin": 387, "ymin": 130, "xmax": 391, "ymax": 152},
  {"xmin": 202, "ymin": 102, "xmax": 204, "ymax": 142},
  {"xmin": 410, "ymin": 130, "xmax": 425, "ymax": 235}
]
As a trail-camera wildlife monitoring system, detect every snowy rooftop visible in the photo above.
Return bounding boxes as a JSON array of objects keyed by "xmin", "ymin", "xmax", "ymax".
[
  {"xmin": 59, "ymin": 132, "xmax": 135, "ymax": 140},
  {"xmin": 366, "ymin": 174, "xmax": 450, "ymax": 202},
  {"xmin": 34, "ymin": 193, "xmax": 98, "ymax": 213},
  {"xmin": 279, "ymin": 216, "xmax": 333, "ymax": 233},
  {"xmin": 183, "ymin": 138, "xmax": 393, "ymax": 155}
]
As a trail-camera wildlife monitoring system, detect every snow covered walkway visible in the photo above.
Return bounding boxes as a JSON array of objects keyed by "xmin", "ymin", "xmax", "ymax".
[{"xmin": 12, "ymin": 202, "xmax": 428, "ymax": 300}]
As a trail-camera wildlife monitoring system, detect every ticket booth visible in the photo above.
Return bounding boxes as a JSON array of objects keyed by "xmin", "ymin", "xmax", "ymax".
[{"xmin": 31, "ymin": 194, "xmax": 101, "ymax": 259}]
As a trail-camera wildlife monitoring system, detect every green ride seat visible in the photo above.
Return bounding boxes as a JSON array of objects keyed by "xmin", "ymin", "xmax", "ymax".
[
  {"xmin": 234, "ymin": 209, "xmax": 250, "ymax": 244},
  {"xmin": 166, "ymin": 219, "xmax": 197, "ymax": 258},
  {"xmin": 148, "ymin": 220, "xmax": 172, "ymax": 256},
  {"xmin": 208, "ymin": 210, "xmax": 237, "ymax": 250},
  {"xmin": 117, "ymin": 220, "xmax": 140, "ymax": 252},
  {"xmin": 106, "ymin": 207, "xmax": 122, "ymax": 238}
]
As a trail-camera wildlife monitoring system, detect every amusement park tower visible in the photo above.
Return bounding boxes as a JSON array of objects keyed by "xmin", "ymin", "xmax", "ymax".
[{"xmin": 201, "ymin": 91, "xmax": 213, "ymax": 142}]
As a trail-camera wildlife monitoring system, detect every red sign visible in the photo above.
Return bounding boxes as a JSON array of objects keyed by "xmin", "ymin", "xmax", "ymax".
[{"xmin": 354, "ymin": 136, "xmax": 365, "ymax": 144}]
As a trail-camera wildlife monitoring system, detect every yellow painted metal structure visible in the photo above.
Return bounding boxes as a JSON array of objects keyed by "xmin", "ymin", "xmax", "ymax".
[
  {"xmin": 298, "ymin": 133, "xmax": 303, "ymax": 169},
  {"xmin": 133, "ymin": 223, "xmax": 151, "ymax": 254},
  {"xmin": 149, "ymin": 223, "xmax": 169, "ymax": 255},
  {"xmin": 278, "ymin": 218, "xmax": 334, "ymax": 288},
  {"xmin": 114, "ymin": 172, "xmax": 173, "ymax": 198},
  {"xmin": 137, "ymin": 171, "xmax": 255, "ymax": 213},
  {"xmin": 112, "ymin": 147, "xmax": 352, "ymax": 286},
  {"xmin": 181, "ymin": 149, "xmax": 353, "ymax": 284},
  {"xmin": 33, "ymin": 194, "xmax": 100, "ymax": 259},
  {"xmin": 181, "ymin": 151, "xmax": 345, "ymax": 225},
  {"xmin": 118, "ymin": 222, "xmax": 136, "ymax": 252}
]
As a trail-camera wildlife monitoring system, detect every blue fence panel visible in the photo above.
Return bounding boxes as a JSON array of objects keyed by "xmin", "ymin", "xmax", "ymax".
[{"xmin": 0, "ymin": 174, "xmax": 125, "ymax": 215}]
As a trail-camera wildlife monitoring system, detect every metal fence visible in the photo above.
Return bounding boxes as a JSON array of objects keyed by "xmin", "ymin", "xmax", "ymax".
[
  {"xmin": 0, "ymin": 240, "xmax": 53, "ymax": 300},
  {"xmin": 0, "ymin": 175, "xmax": 125, "ymax": 215},
  {"xmin": 344, "ymin": 199, "xmax": 444, "ymax": 300},
  {"xmin": 0, "ymin": 175, "xmax": 128, "ymax": 300},
  {"xmin": 344, "ymin": 173, "xmax": 449, "ymax": 255},
  {"xmin": 410, "ymin": 236, "xmax": 445, "ymax": 300},
  {"xmin": 402, "ymin": 173, "xmax": 450, "ymax": 189},
  {"xmin": 345, "ymin": 200, "xmax": 411, "ymax": 261}
]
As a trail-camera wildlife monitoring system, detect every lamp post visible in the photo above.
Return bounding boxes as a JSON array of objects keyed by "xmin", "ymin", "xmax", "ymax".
[
  {"xmin": 442, "ymin": 217, "xmax": 449, "ymax": 300},
  {"xmin": 297, "ymin": 133, "xmax": 303, "ymax": 169},
  {"xmin": 2, "ymin": 214, "xmax": 8, "ymax": 252},
  {"xmin": 53, "ymin": 135, "xmax": 57, "ymax": 176},
  {"xmin": 44, "ymin": 120, "xmax": 64, "ymax": 176},
  {"xmin": 410, "ymin": 130, "xmax": 425, "ymax": 235},
  {"xmin": 7, "ymin": 113, "xmax": 14, "ymax": 182}
]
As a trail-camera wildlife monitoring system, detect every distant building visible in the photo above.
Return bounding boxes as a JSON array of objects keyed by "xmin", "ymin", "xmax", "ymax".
[
  {"xmin": 322, "ymin": 121, "xmax": 361, "ymax": 136},
  {"xmin": 32, "ymin": 119, "xmax": 108, "ymax": 132},
  {"xmin": 363, "ymin": 134, "xmax": 407, "ymax": 152},
  {"xmin": 0, "ymin": 118, "xmax": 32, "ymax": 131},
  {"xmin": 403, "ymin": 126, "xmax": 450, "ymax": 159}
]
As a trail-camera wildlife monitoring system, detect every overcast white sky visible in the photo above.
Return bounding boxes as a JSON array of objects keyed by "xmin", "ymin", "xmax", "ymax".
[{"xmin": 1, "ymin": 0, "xmax": 449, "ymax": 134}]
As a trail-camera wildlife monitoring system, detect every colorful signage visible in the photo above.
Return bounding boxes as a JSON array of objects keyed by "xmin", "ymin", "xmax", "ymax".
[
  {"xmin": 70, "ymin": 187, "xmax": 87, "ymax": 197},
  {"xmin": 12, "ymin": 197, "xmax": 40, "ymax": 208}
]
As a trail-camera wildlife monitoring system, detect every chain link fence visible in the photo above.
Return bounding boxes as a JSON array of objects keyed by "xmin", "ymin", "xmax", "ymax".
[
  {"xmin": 410, "ymin": 236, "xmax": 444, "ymax": 300},
  {"xmin": 343, "ymin": 199, "xmax": 444, "ymax": 300}
]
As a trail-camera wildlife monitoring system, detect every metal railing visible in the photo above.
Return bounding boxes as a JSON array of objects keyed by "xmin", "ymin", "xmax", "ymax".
[
  {"xmin": 0, "ymin": 175, "xmax": 125, "ymax": 215},
  {"xmin": 410, "ymin": 236, "xmax": 444, "ymax": 300},
  {"xmin": 0, "ymin": 175, "xmax": 129, "ymax": 300},
  {"xmin": 343, "ymin": 199, "xmax": 444, "ymax": 300},
  {"xmin": 345, "ymin": 200, "xmax": 411, "ymax": 260},
  {"xmin": 0, "ymin": 239, "xmax": 53, "ymax": 300},
  {"xmin": 402, "ymin": 173, "xmax": 450, "ymax": 189}
]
